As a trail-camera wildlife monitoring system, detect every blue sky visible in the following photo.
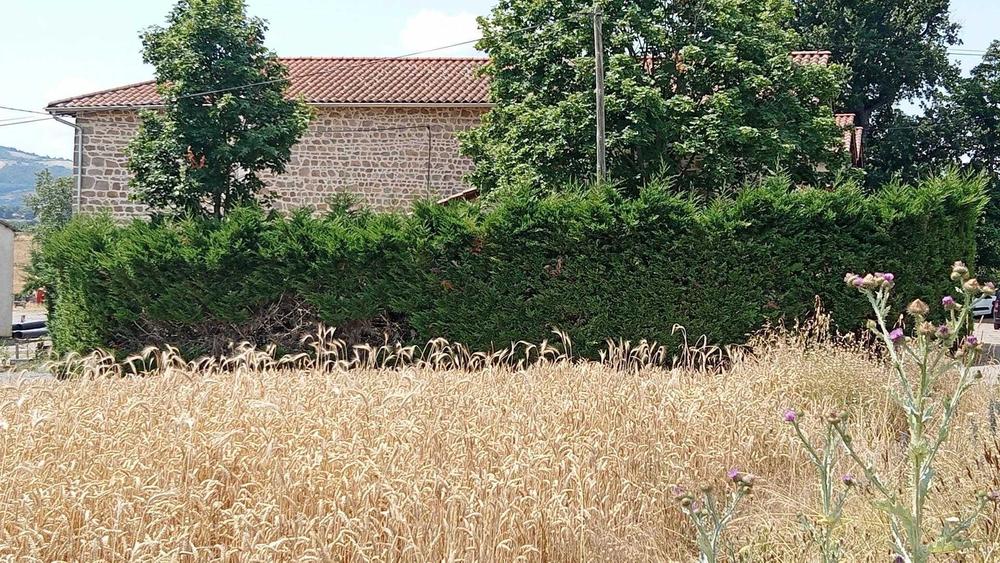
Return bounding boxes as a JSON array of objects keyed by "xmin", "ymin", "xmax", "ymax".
[{"xmin": 1, "ymin": 0, "xmax": 997, "ymax": 159}]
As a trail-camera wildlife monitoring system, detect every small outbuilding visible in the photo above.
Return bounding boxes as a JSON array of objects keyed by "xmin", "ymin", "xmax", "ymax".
[{"xmin": 0, "ymin": 220, "xmax": 14, "ymax": 338}]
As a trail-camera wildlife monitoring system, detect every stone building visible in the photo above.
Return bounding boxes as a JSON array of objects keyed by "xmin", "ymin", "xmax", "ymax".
[
  {"xmin": 46, "ymin": 57, "xmax": 491, "ymax": 217},
  {"xmin": 46, "ymin": 53, "xmax": 861, "ymax": 218}
]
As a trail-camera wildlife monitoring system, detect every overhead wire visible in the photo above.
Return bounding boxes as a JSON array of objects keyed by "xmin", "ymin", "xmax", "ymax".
[{"xmin": 0, "ymin": 117, "xmax": 52, "ymax": 128}]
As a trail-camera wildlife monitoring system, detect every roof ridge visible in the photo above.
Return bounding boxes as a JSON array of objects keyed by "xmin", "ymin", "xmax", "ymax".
[{"xmin": 278, "ymin": 56, "xmax": 489, "ymax": 62}]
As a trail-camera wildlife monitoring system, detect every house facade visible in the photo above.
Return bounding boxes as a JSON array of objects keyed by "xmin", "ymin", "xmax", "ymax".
[{"xmin": 46, "ymin": 53, "xmax": 860, "ymax": 218}]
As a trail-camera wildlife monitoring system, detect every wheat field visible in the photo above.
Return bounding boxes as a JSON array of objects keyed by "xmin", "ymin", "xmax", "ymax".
[{"xmin": 1, "ymin": 326, "xmax": 998, "ymax": 561}]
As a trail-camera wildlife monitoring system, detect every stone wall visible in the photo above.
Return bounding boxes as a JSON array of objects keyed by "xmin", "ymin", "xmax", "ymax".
[{"xmin": 75, "ymin": 106, "xmax": 488, "ymax": 217}]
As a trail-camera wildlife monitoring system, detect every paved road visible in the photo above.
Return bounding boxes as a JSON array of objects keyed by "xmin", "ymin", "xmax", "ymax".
[{"xmin": 0, "ymin": 371, "xmax": 53, "ymax": 385}]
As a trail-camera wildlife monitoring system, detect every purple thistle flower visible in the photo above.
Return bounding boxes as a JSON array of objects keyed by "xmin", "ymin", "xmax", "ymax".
[
  {"xmin": 942, "ymin": 295, "xmax": 956, "ymax": 308},
  {"xmin": 966, "ymin": 335, "xmax": 979, "ymax": 347},
  {"xmin": 853, "ymin": 277, "xmax": 864, "ymax": 288},
  {"xmin": 889, "ymin": 328, "xmax": 904, "ymax": 343},
  {"xmin": 783, "ymin": 409, "xmax": 797, "ymax": 423},
  {"xmin": 883, "ymin": 273, "xmax": 895, "ymax": 282},
  {"xmin": 727, "ymin": 468, "xmax": 741, "ymax": 481},
  {"xmin": 842, "ymin": 474, "xmax": 856, "ymax": 487}
]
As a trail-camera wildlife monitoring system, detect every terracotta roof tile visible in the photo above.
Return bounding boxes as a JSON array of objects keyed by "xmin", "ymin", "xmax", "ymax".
[
  {"xmin": 47, "ymin": 57, "xmax": 491, "ymax": 112},
  {"xmin": 49, "ymin": 52, "xmax": 835, "ymax": 112},
  {"xmin": 834, "ymin": 113, "xmax": 855, "ymax": 127},
  {"xmin": 790, "ymin": 50, "xmax": 832, "ymax": 65}
]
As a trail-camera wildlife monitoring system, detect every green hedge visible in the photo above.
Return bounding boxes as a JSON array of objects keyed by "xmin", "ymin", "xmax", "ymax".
[{"xmin": 43, "ymin": 173, "xmax": 986, "ymax": 357}]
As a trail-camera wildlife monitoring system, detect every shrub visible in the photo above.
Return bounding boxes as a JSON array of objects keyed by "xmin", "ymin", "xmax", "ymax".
[{"xmin": 42, "ymin": 172, "xmax": 986, "ymax": 357}]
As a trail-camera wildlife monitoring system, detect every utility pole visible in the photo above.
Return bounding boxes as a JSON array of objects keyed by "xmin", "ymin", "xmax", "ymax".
[{"xmin": 592, "ymin": 5, "xmax": 607, "ymax": 183}]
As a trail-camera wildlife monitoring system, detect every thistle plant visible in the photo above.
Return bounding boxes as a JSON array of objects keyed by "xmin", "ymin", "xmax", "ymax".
[
  {"xmin": 784, "ymin": 408, "xmax": 854, "ymax": 562},
  {"xmin": 825, "ymin": 264, "xmax": 999, "ymax": 562},
  {"xmin": 675, "ymin": 469, "xmax": 755, "ymax": 563}
]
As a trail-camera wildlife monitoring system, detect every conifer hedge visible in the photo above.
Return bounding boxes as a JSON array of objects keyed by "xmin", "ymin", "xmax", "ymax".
[{"xmin": 43, "ymin": 173, "xmax": 986, "ymax": 357}]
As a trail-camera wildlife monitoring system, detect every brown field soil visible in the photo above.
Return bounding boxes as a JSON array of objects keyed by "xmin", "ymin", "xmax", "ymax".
[
  {"xmin": 13, "ymin": 232, "xmax": 32, "ymax": 295},
  {"xmin": 0, "ymin": 325, "xmax": 998, "ymax": 561},
  {"xmin": 12, "ymin": 233, "xmax": 44, "ymax": 313}
]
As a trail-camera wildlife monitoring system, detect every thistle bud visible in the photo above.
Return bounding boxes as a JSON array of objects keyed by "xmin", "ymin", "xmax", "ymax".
[
  {"xmin": 917, "ymin": 321, "xmax": 936, "ymax": 337},
  {"xmin": 699, "ymin": 484, "xmax": 714, "ymax": 494},
  {"xmin": 984, "ymin": 282, "xmax": 997, "ymax": 297},
  {"xmin": 867, "ymin": 319, "xmax": 878, "ymax": 331},
  {"xmin": 907, "ymin": 299, "xmax": 929, "ymax": 318},
  {"xmin": 988, "ymin": 490, "xmax": 1000, "ymax": 502},
  {"xmin": 952, "ymin": 261, "xmax": 969, "ymax": 280},
  {"xmin": 934, "ymin": 324, "xmax": 951, "ymax": 339},
  {"xmin": 963, "ymin": 278, "xmax": 981, "ymax": 294},
  {"xmin": 842, "ymin": 474, "xmax": 856, "ymax": 487}
]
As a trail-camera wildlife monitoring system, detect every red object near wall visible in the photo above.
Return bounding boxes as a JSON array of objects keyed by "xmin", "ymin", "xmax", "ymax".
[{"xmin": 34, "ymin": 288, "xmax": 44, "ymax": 304}]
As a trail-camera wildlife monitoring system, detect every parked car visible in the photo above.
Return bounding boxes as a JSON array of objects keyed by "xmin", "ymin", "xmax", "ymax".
[
  {"xmin": 973, "ymin": 294, "xmax": 995, "ymax": 318},
  {"xmin": 973, "ymin": 295, "xmax": 994, "ymax": 317}
]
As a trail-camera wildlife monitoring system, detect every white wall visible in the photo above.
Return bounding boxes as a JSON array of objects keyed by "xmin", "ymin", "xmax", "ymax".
[{"xmin": 0, "ymin": 226, "xmax": 13, "ymax": 338}]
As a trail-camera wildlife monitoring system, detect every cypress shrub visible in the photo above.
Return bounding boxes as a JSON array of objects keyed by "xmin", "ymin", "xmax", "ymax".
[{"xmin": 43, "ymin": 172, "xmax": 987, "ymax": 357}]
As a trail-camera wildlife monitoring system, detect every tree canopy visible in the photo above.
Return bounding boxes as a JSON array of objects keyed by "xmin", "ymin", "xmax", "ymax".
[
  {"xmin": 462, "ymin": 0, "xmax": 849, "ymax": 199},
  {"xmin": 125, "ymin": 0, "xmax": 312, "ymax": 218},
  {"xmin": 792, "ymin": 0, "xmax": 961, "ymax": 130}
]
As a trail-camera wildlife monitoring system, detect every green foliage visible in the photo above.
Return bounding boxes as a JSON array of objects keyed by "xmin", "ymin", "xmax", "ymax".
[
  {"xmin": 24, "ymin": 170, "xmax": 73, "ymax": 237},
  {"xmin": 43, "ymin": 173, "xmax": 985, "ymax": 358},
  {"xmin": 125, "ymin": 0, "xmax": 312, "ymax": 218},
  {"xmin": 463, "ymin": 0, "xmax": 849, "ymax": 199},
  {"xmin": 861, "ymin": 41, "xmax": 1000, "ymax": 275},
  {"xmin": 23, "ymin": 170, "xmax": 74, "ymax": 300},
  {"xmin": 791, "ymin": 0, "xmax": 960, "ymax": 130}
]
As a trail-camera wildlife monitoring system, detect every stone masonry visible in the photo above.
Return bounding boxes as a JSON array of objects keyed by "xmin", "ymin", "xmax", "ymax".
[{"xmin": 75, "ymin": 106, "xmax": 487, "ymax": 218}]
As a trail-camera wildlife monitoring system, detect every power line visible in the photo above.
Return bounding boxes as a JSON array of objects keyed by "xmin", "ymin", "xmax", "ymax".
[
  {"xmin": 0, "ymin": 117, "xmax": 53, "ymax": 128},
  {"xmin": 0, "ymin": 104, "xmax": 50, "ymax": 116},
  {"xmin": 0, "ymin": 115, "xmax": 43, "ymax": 123}
]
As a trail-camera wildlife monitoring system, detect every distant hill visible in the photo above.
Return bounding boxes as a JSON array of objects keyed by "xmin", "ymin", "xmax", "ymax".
[{"xmin": 0, "ymin": 146, "xmax": 72, "ymax": 208}]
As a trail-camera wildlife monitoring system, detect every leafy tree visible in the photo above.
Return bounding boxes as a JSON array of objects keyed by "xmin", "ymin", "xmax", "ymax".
[
  {"xmin": 462, "ymin": 0, "xmax": 849, "ymax": 198},
  {"xmin": 24, "ymin": 170, "xmax": 73, "ymax": 296},
  {"xmin": 958, "ymin": 41, "xmax": 1000, "ymax": 274},
  {"xmin": 791, "ymin": 0, "xmax": 961, "ymax": 130},
  {"xmin": 862, "ymin": 95, "xmax": 968, "ymax": 188},
  {"xmin": 126, "ymin": 0, "xmax": 312, "ymax": 218},
  {"xmin": 25, "ymin": 170, "xmax": 72, "ymax": 237},
  {"xmin": 858, "ymin": 40, "xmax": 1000, "ymax": 274}
]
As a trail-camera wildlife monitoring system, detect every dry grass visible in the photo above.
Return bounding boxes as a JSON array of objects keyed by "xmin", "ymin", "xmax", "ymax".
[{"xmin": 1, "ymin": 324, "xmax": 999, "ymax": 561}]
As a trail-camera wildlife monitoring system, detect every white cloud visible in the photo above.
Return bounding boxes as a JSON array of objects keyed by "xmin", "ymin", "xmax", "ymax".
[{"xmin": 398, "ymin": 10, "xmax": 481, "ymax": 57}]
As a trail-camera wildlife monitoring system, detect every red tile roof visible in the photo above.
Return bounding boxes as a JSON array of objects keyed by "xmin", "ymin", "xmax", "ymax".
[
  {"xmin": 790, "ymin": 50, "xmax": 832, "ymax": 65},
  {"xmin": 47, "ymin": 57, "xmax": 491, "ymax": 112},
  {"xmin": 834, "ymin": 113, "xmax": 863, "ymax": 165},
  {"xmin": 834, "ymin": 113, "xmax": 856, "ymax": 127},
  {"xmin": 48, "ymin": 51, "xmax": 836, "ymax": 113}
]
